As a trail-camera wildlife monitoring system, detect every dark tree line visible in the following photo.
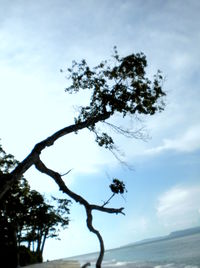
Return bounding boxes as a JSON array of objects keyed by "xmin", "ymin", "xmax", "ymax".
[
  {"xmin": 0, "ymin": 48, "xmax": 166, "ymax": 268},
  {"xmin": 0, "ymin": 144, "xmax": 70, "ymax": 267}
]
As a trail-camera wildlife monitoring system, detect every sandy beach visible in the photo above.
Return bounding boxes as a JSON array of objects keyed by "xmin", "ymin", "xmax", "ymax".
[{"xmin": 24, "ymin": 260, "xmax": 80, "ymax": 268}]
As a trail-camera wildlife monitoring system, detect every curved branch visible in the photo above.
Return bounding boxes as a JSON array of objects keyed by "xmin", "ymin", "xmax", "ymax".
[
  {"xmin": 0, "ymin": 112, "xmax": 111, "ymax": 200},
  {"xmin": 13, "ymin": 112, "xmax": 110, "ymax": 177},
  {"xmin": 34, "ymin": 157, "xmax": 124, "ymax": 268},
  {"xmin": 34, "ymin": 157, "xmax": 125, "ymax": 216},
  {"xmin": 90, "ymin": 204, "xmax": 124, "ymax": 215},
  {"xmin": 86, "ymin": 208, "xmax": 104, "ymax": 268},
  {"xmin": 34, "ymin": 158, "xmax": 90, "ymax": 208}
]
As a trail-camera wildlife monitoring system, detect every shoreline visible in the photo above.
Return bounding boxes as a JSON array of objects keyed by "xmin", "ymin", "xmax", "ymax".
[{"xmin": 24, "ymin": 260, "xmax": 80, "ymax": 268}]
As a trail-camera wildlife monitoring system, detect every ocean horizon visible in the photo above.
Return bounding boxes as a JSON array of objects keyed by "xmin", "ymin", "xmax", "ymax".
[{"xmin": 66, "ymin": 228, "xmax": 200, "ymax": 268}]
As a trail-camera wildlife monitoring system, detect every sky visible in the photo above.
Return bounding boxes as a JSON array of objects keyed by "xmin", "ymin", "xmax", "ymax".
[{"xmin": 1, "ymin": 0, "xmax": 200, "ymax": 261}]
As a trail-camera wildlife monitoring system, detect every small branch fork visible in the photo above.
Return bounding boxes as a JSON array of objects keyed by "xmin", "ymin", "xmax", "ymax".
[
  {"xmin": 102, "ymin": 194, "xmax": 115, "ymax": 207},
  {"xmin": 34, "ymin": 156, "xmax": 124, "ymax": 268}
]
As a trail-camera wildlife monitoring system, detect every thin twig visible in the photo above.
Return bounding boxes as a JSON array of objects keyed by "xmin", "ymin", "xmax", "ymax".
[{"xmin": 61, "ymin": 169, "xmax": 73, "ymax": 177}]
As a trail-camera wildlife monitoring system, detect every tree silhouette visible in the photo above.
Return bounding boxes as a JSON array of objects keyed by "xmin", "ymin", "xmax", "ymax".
[
  {"xmin": 0, "ymin": 145, "xmax": 70, "ymax": 267},
  {"xmin": 0, "ymin": 48, "xmax": 165, "ymax": 268}
]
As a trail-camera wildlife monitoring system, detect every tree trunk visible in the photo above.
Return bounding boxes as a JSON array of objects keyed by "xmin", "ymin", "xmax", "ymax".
[
  {"xmin": 32, "ymin": 240, "xmax": 35, "ymax": 252},
  {"xmin": 13, "ymin": 228, "xmax": 20, "ymax": 268},
  {"xmin": 40, "ymin": 231, "xmax": 48, "ymax": 256},
  {"xmin": 28, "ymin": 240, "xmax": 31, "ymax": 250},
  {"xmin": 86, "ymin": 208, "xmax": 105, "ymax": 268}
]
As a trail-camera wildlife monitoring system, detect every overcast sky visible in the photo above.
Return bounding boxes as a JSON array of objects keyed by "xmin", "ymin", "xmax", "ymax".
[{"xmin": 1, "ymin": 0, "xmax": 200, "ymax": 261}]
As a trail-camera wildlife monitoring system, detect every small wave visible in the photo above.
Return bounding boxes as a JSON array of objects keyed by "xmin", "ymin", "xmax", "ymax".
[
  {"xmin": 103, "ymin": 260, "xmax": 154, "ymax": 268},
  {"xmin": 154, "ymin": 264, "xmax": 199, "ymax": 268},
  {"xmin": 104, "ymin": 261, "xmax": 130, "ymax": 267},
  {"xmin": 154, "ymin": 264, "xmax": 176, "ymax": 268},
  {"xmin": 103, "ymin": 261, "xmax": 200, "ymax": 268},
  {"xmin": 103, "ymin": 260, "xmax": 133, "ymax": 268}
]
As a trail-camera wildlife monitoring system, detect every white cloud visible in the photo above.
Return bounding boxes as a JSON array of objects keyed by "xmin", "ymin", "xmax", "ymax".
[
  {"xmin": 146, "ymin": 125, "xmax": 200, "ymax": 155},
  {"xmin": 157, "ymin": 185, "xmax": 200, "ymax": 230}
]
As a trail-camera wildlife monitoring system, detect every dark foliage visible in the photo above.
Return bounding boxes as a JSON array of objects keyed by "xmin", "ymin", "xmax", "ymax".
[
  {"xmin": 109, "ymin": 179, "xmax": 127, "ymax": 194},
  {"xmin": 65, "ymin": 47, "xmax": 165, "ymax": 150},
  {"xmin": 0, "ymin": 145, "xmax": 71, "ymax": 267}
]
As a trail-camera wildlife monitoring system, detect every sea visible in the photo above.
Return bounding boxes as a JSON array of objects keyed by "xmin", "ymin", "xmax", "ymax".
[{"xmin": 66, "ymin": 232, "xmax": 200, "ymax": 268}]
